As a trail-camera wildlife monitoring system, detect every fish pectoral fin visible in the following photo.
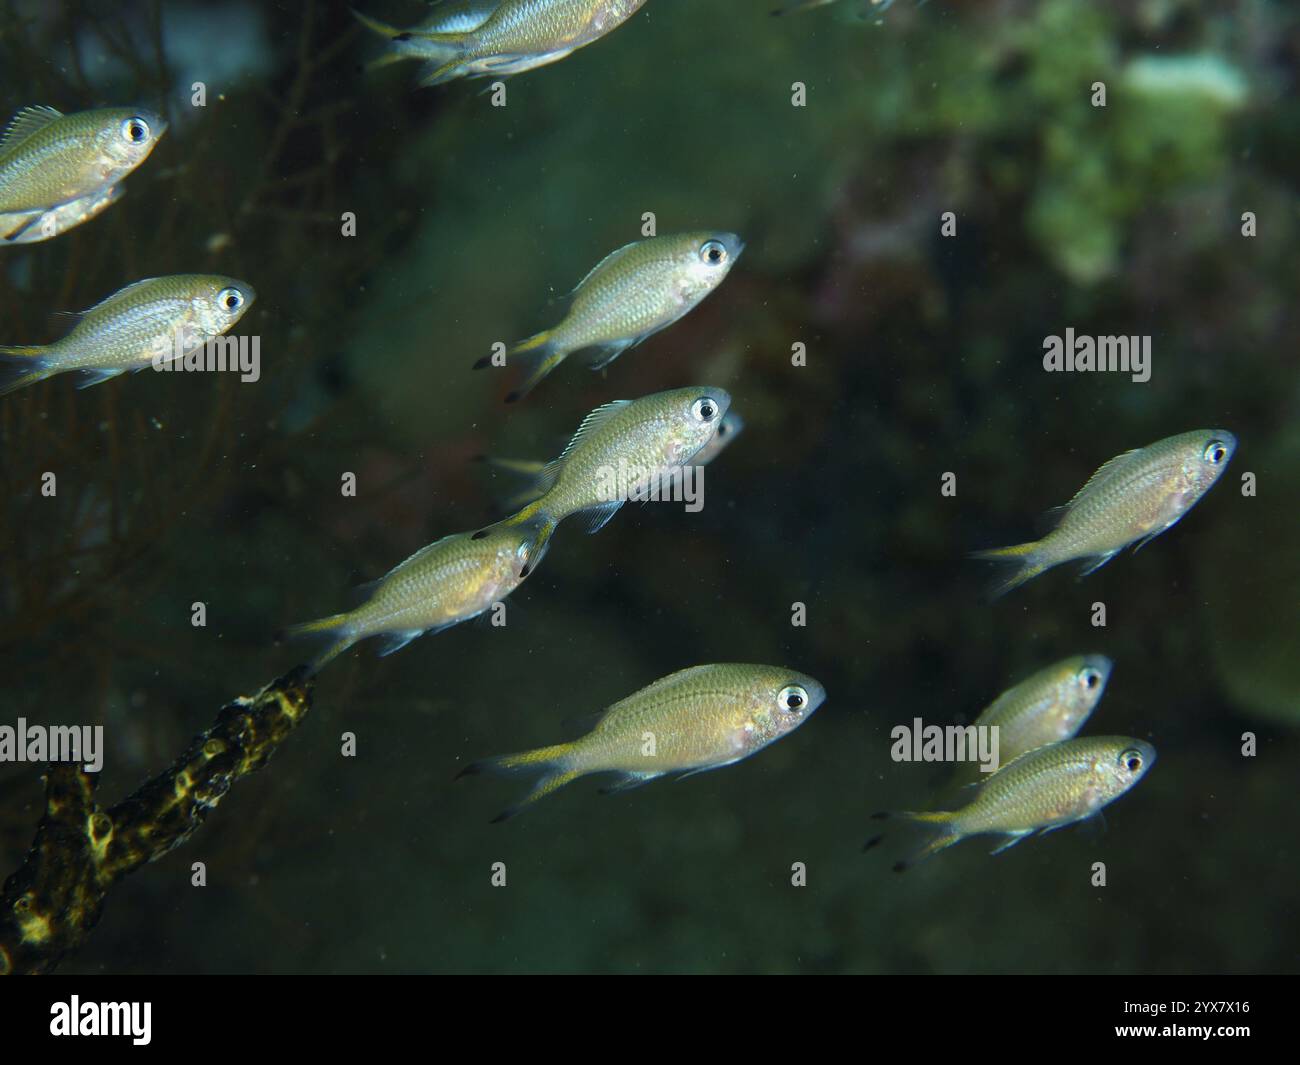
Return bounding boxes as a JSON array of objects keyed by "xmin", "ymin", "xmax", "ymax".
[
  {"xmin": 1076, "ymin": 551, "xmax": 1118, "ymax": 578},
  {"xmin": 988, "ymin": 830, "xmax": 1036, "ymax": 856},
  {"xmin": 597, "ymin": 772, "xmax": 660, "ymax": 795}
]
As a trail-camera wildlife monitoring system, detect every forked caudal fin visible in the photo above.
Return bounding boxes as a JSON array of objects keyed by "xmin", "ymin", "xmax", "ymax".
[
  {"xmin": 969, "ymin": 541, "xmax": 1049, "ymax": 599},
  {"xmin": 0, "ymin": 346, "xmax": 53, "ymax": 396},
  {"xmin": 863, "ymin": 809, "xmax": 961, "ymax": 873},
  {"xmin": 278, "ymin": 613, "xmax": 356, "ymax": 675},
  {"xmin": 456, "ymin": 743, "xmax": 580, "ymax": 822},
  {"xmin": 352, "ymin": 9, "xmax": 465, "ymax": 77},
  {"xmin": 472, "ymin": 330, "xmax": 564, "ymax": 404}
]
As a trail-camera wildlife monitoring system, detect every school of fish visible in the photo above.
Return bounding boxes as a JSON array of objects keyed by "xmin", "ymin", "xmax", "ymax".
[{"xmin": 4, "ymin": 0, "xmax": 1242, "ymax": 867}]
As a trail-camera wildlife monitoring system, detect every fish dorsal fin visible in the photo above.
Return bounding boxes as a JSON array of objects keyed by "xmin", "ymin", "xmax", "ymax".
[
  {"xmin": 1063, "ymin": 447, "xmax": 1144, "ymax": 508},
  {"xmin": 77, "ymin": 277, "xmax": 165, "ymax": 317},
  {"xmin": 568, "ymin": 241, "xmax": 640, "ymax": 297},
  {"xmin": 380, "ymin": 532, "xmax": 461, "ymax": 581},
  {"xmin": 0, "ymin": 106, "xmax": 63, "ymax": 153},
  {"xmin": 557, "ymin": 399, "xmax": 632, "ymax": 461}
]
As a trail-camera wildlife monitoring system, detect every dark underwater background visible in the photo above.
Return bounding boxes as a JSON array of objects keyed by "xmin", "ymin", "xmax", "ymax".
[{"xmin": 0, "ymin": 0, "xmax": 1296, "ymax": 973}]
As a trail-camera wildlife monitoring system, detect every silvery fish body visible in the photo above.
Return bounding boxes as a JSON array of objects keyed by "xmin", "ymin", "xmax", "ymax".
[
  {"xmin": 0, "ymin": 275, "xmax": 255, "ymax": 395},
  {"xmin": 946, "ymin": 654, "xmax": 1112, "ymax": 788},
  {"xmin": 974, "ymin": 429, "xmax": 1236, "ymax": 595},
  {"xmin": 461, "ymin": 663, "xmax": 826, "ymax": 820},
  {"xmin": 876, "ymin": 737, "xmax": 1155, "ymax": 869},
  {"xmin": 284, "ymin": 524, "xmax": 545, "ymax": 673},
  {"xmin": 482, "ymin": 386, "xmax": 731, "ymax": 551},
  {"xmin": 0, "ymin": 106, "xmax": 165, "ymax": 242},
  {"xmin": 356, "ymin": 0, "xmax": 647, "ymax": 87},
  {"xmin": 476, "ymin": 231, "xmax": 743, "ymax": 401},
  {"xmin": 484, "ymin": 408, "xmax": 743, "ymax": 510}
]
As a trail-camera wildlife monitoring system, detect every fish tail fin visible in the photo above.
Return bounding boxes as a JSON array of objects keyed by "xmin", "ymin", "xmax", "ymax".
[
  {"xmin": 456, "ymin": 743, "xmax": 580, "ymax": 822},
  {"xmin": 0, "ymin": 346, "xmax": 54, "ymax": 395},
  {"xmin": 353, "ymin": 9, "xmax": 464, "ymax": 76},
  {"xmin": 475, "ymin": 455, "xmax": 557, "ymax": 512},
  {"xmin": 351, "ymin": 8, "xmax": 402, "ymax": 38},
  {"xmin": 863, "ymin": 809, "xmax": 961, "ymax": 872},
  {"xmin": 969, "ymin": 541, "xmax": 1047, "ymax": 598},
  {"xmin": 278, "ymin": 613, "xmax": 356, "ymax": 675},
  {"xmin": 497, "ymin": 331, "xmax": 566, "ymax": 403}
]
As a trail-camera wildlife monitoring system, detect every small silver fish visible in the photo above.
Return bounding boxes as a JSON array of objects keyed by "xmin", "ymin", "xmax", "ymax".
[
  {"xmin": 283, "ymin": 523, "xmax": 546, "ymax": 673},
  {"xmin": 0, "ymin": 275, "xmax": 255, "ymax": 395},
  {"xmin": 973, "ymin": 429, "xmax": 1236, "ymax": 595},
  {"xmin": 481, "ymin": 408, "xmax": 743, "ymax": 510},
  {"xmin": 870, "ymin": 736, "xmax": 1156, "ymax": 870},
  {"xmin": 355, "ymin": 0, "xmax": 648, "ymax": 87},
  {"xmin": 459, "ymin": 663, "xmax": 826, "ymax": 820},
  {"xmin": 474, "ymin": 231, "xmax": 743, "ymax": 402},
  {"xmin": 0, "ymin": 105, "xmax": 165, "ymax": 242},
  {"xmin": 479, "ymin": 386, "xmax": 731, "ymax": 554},
  {"xmin": 944, "ymin": 654, "xmax": 1113, "ymax": 789}
]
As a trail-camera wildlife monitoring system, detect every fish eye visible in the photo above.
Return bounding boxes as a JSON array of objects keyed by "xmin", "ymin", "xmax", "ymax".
[
  {"xmin": 691, "ymin": 397, "xmax": 718, "ymax": 422},
  {"xmin": 699, "ymin": 239, "xmax": 728, "ymax": 266},
  {"xmin": 777, "ymin": 685, "xmax": 808, "ymax": 713},
  {"xmin": 121, "ymin": 117, "xmax": 150, "ymax": 144},
  {"xmin": 1119, "ymin": 748, "xmax": 1144, "ymax": 773},
  {"xmin": 217, "ymin": 287, "xmax": 244, "ymax": 313},
  {"xmin": 1202, "ymin": 440, "xmax": 1228, "ymax": 465},
  {"xmin": 1079, "ymin": 668, "xmax": 1101, "ymax": 691}
]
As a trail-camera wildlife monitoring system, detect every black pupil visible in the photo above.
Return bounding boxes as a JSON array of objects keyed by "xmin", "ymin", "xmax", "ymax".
[
  {"xmin": 130, "ymin": 123, "xmax": 144, "ymax": 140},
  {"xmin": 1085, "ymin": 673, "xmax": 1097, "ymax": 688},
  {"xmin": 1127, "ymin": 757, "xmax": 1140, "ymax": 770},
  {"xmin": 707, "ymin": 246, "xmax": 721, "ymax": 261},
  {"xmin": 700, "ymin": 404, "xmax": 713, "ymax": 418},
  {"xmin": 787, "ymin": 694, "xmax": 802, "ymax": 709},
  {"xmin": 225, "ymin": 294, "xmax": 237, "ymax": 308}
]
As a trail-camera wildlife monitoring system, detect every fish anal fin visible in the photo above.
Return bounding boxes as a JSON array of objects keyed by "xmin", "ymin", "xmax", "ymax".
[
  {"xmin": 989, "ymin": 830, "xmax": 1036, "ymax": 856},
  {"xmin": 1076, "ymin": 550, "xmax": 1118, "ymax": 578},
  {"xmin": 584, "ymin": 338, "xmax": 635, "ymax": 372},
  {"xmin": 374, "ymin": 629, "xmax": 425, "ymax": 657},
  {"xmin": 598, "ymin": 771, "xmax": 660, "ymax": 795},
  {"xmin": 582, "ymin": 500, "xmax": 623, "ymax": 534},
  {"xmin": 74, "ymin": 367, "xmax": 126, "ymax": 390}
]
